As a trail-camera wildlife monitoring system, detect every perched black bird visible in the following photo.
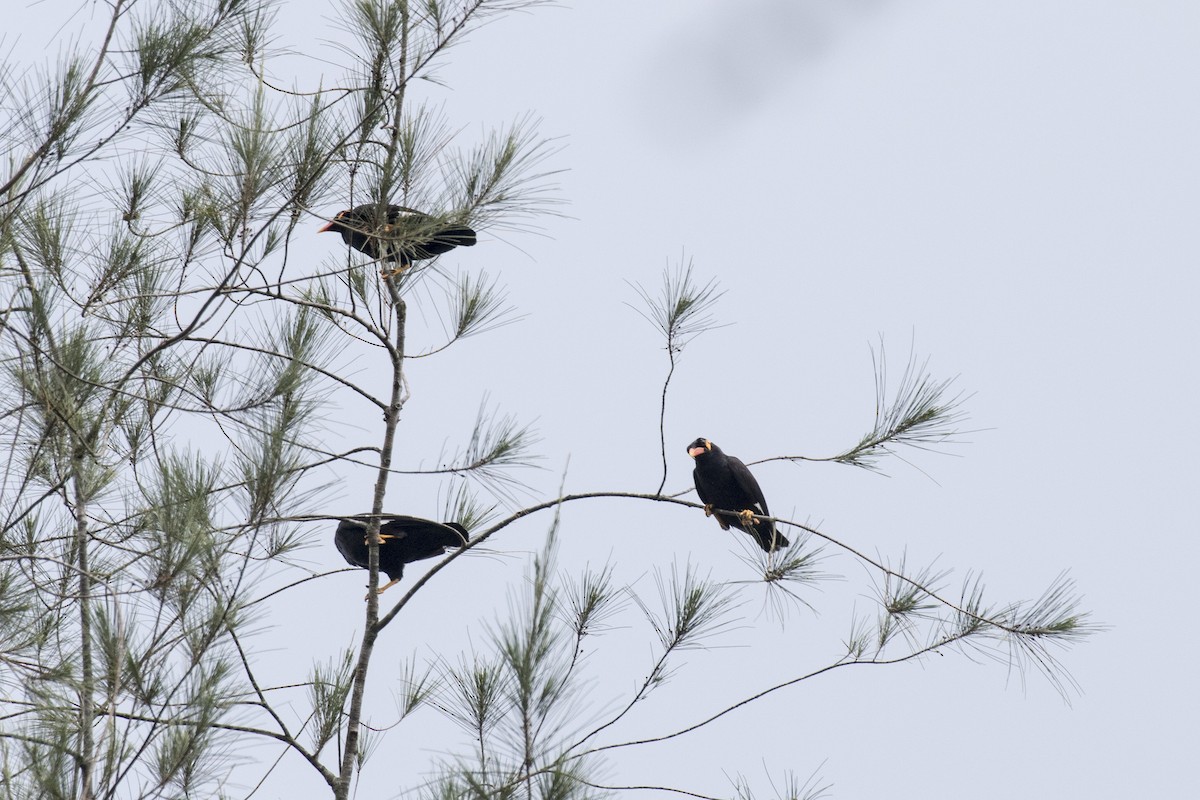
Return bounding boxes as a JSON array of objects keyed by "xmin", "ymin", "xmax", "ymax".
[
  {"xmin": 319, "ymin": 204, "xmax": 476, "ymax": 270},
  {"xmin": 334, "ymin": 514, "xmax": 469, "ymax": 596},
  {"xmin": 687, "ymin": 438, "xmax": 789, "ymax": 552}
]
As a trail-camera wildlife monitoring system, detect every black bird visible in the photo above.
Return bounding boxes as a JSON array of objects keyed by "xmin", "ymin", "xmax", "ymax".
[
  {"xmin": 334, "ymin": 514, "xmax": 469, "ymax": 596},
  {"xmin": 319, "ymin": 204, "xmax": 476, "ymax": 271},
  {"xmin": 687, "ymin": 438, "xmax": 789, "ymax": 552}
]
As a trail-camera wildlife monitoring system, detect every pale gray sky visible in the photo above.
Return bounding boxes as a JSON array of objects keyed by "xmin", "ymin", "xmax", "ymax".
[
  {"xmin": 10, "ymin": 1, "xmax": 1199, "ymax": 797},
  {"xmin": 309, "ymin": 3, "xmax": 1199, "ymax": 795}
]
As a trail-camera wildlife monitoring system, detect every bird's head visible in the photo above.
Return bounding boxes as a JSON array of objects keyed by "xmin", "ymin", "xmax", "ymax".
[
  {"xmin": 317, "ymin": 209, "xmax": 352, "ymax": 234},
  {"xmin": 687, "ymin": 438, "xmax": 713, "ymax": 458}
]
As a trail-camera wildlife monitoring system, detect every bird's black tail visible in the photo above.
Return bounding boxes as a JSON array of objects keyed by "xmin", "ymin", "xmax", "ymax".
[
  {"xmin": 753, "ymin": 521, "xmax": 789, "ymax": 553},
  {"xmin": 443, "ymin": 522, "xmax": 470, "ymax": 547},
  {"xmin": 435, "ymin": 226, "xmax": 476, "ymax": 248}
]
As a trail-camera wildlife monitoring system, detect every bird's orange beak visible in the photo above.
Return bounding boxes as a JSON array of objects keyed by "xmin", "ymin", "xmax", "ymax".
[
  {"xmin": 317, "ymin": 220, "xmax": 335, "ymax": 232},
  {"xmin": 688, "ymin": 445, "xmax": 706, "ymax": 458}
]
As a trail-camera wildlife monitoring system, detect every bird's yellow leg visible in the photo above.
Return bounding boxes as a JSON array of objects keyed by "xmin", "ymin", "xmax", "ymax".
[
  {"xmin": 738, "ymin": 509, "xmax": 758, "ymax": 525},
  {"xmin": 362, "ymin": 577, "xmax": 401, "ymax": 601},
  {"xmin": 703, "ymin": 503, "xmax": 715, "ymax": 517},
  {"xmin": 380, "ymin": 264, "xmax": 411, "ymax": 279}
]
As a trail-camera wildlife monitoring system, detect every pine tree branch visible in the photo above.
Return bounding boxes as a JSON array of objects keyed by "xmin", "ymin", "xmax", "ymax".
[
  {"xmin": 336, "ymin": 275, "xmax": 407, "ymax": 798},
  {"xmin": 573, "ymin": 632, "xmax": 974, "ymax": 760}
]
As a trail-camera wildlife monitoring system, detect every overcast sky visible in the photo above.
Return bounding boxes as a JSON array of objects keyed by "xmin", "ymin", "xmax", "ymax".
[
  {"xmin": 11, "ymin": 1, "xmax": 1200, "ymax": 797},
  {"xmin": 367, "ymin": 5, "xmax": 1197, "ymax": 794}
]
